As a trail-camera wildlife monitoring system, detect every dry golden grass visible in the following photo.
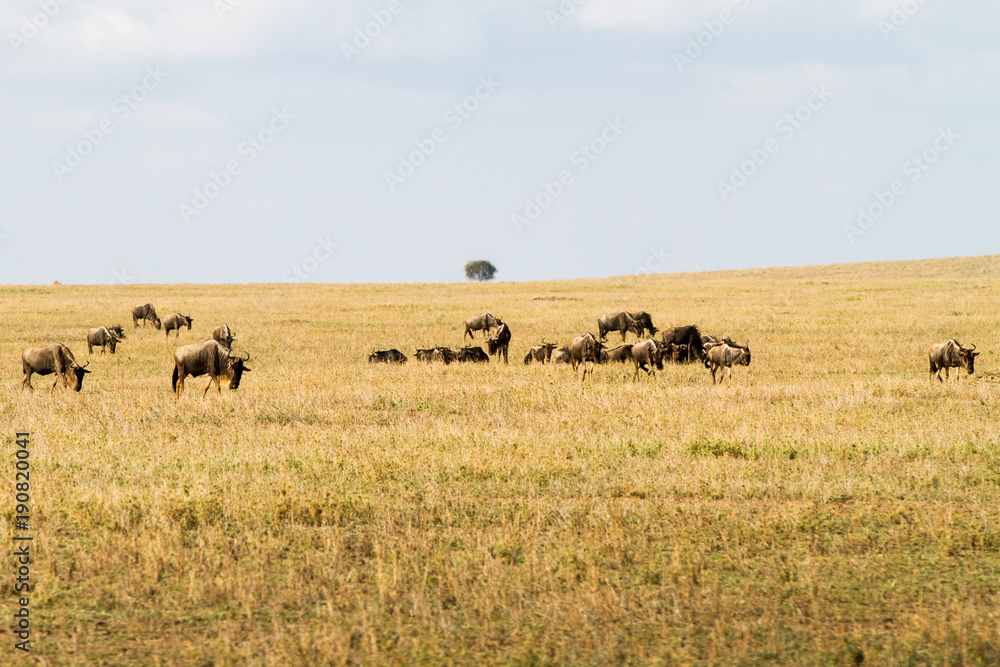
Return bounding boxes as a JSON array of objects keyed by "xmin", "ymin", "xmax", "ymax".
[{"xmin": 1, "ymin": 255, "xmax": 999, "ymax": 665}]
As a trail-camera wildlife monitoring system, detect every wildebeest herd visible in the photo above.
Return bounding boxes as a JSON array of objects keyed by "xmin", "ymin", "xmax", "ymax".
[
  {"xmin": 20, "ymin": 304, "xmax": 982, "ymax": 396},
  {"xmin": 369, "ymin": 309, "xmax": 982, "ymax": 386},
  {"xmin": 20, "ymin": 302, "xmax": 250, "ymax": 397}
]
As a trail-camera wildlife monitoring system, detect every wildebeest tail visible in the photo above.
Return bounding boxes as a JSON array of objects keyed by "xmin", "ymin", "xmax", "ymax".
[{"xmin": 171, "ymin": 365, "xmax": 178, "ymax": 391}]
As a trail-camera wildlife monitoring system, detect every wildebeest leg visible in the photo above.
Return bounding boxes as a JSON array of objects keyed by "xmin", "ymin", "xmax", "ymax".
[
  {"xmin": 22, "ymin": 370, "xmax": 33, "ymax": 391},
  {"xmin": 202, "ymin": 376, "xmax": 217, "ymax": 398}
]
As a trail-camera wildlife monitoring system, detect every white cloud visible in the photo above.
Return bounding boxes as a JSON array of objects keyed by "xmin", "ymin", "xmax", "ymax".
[
  {"xmin": 4, "ymin": 0, "xmax": 322, "ymax": 67},
  {"xmin": 575, "ymin": 0, "xmax": 783, "ymax": 34}
]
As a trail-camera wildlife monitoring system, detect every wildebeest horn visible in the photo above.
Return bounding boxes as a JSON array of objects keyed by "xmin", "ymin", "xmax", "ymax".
[
  {"xmin": 967, "ymin": 343, "xmax": 976, "ymax": 352},
  {"xmin": 81, "ymin": 361, "xmax": 90, "ymax": 368},
  {"xmin": 241, "ymin": 351, "xmax": 250, "ymax": 362}
]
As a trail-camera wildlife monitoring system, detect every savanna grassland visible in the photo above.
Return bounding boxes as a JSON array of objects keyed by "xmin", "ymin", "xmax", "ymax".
[{"xmin": 1, "ymin": 255, "xmax": 999, "ymax": 665}]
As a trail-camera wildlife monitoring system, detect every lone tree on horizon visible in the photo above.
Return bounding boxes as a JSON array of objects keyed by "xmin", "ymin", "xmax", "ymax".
[{"xmin": 465, "ymin": 260, "xmax": 497, "ymax": 282}]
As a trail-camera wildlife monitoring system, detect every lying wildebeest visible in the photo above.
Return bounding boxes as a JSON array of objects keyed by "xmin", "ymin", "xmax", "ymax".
[
  {"xmin": 706, "ymin": 342, "xmax": 751, "ymax": 385},
  {"xmin": 432, "ymin": 347, "xmax": 457, "ymax": 364},
  {"xmin": 132, "ymin": 303, "xmax": 161, "ymax": 329},
  {"xmin": 86, "ymin": 326, "xmax": 124, "ymax": 354},
  {"xmin": 605, "ymin": 344, "xmax": 634, "ymax": 364},
  {"xmin": 928, "ymin": 340, "xmax": 979, "ymax": 382},
  {"xmin": 213, "ymin": 324, "xmax": 235, "ymax": 349},
  {"xmin": 464, "ymin": 313, "xmax": 499, "ymax": 340},
  {"xmin": 568, "ymin": 333, "xmax": 605, "ymax": 382},
  {"xmin": 628, "ymin": 312, "xmax": 658, "ymax": 338},
  {"xmin": 163, "ymin": 313, "xmax": 194, "ymax": 339},
  {"xmin": 487, "ymin": 320, "xmax": 512, "ymax": 364},
  {"xmin": 631, "ymin": 339, "xmax": 661, "ymax": 380},
  {"xmin": 172, "ymin": 340, "xmax": 251, "ymax": 397},
  {"xmin": 369, "ymin": 349, "xmax": 408, "ymax": 364},
  {"xmin": 661, "ymin": 325, "xmax": 706, "ymax": 363},
  {"xmin": 658, "ymin": 342, "xmax": 688, "ymax": 364},
  {"xmin": 598, "ymin": 311, "xmax": 640, "ymax": 342},
  {"xmin": 456, "ymin": 346, "xmax": 490, "ymax": 363},
  {"xmin": 22, "ymin": 344, "xmax": 91, "ymax": 392},
  {"xmin": 523, "ymin": 339, "xmax": 558, "ymax": 364},
  {"xmin": 551, "ymin": 346, "xmax": 572, "ymax": 364}
]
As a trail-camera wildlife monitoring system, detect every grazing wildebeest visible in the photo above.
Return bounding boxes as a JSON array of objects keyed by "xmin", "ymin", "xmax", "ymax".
[
  {"xmin": 568, "ymin": 333, "xmax": 605, "ymax": 382},
  {"xmin": 132, "ymin": 303, "xmax": 161, "ymax": 329},
  {"xmin": 605, "ymin": 344, "xmax": 634, "ymax": 364},
  {"xmin": 213, "ymin": 324, "xmax": 235, "ymax": 349},
  {"xmin": 457, "ymin": 346, "xmax": 490, "ymax": 363},
  {"xmin": 628, "ymin": 312, "xmax": 659, "ymax": 338},
  {"xmin": 523, "ymin": 339, "xmax": 557, "ymax": 364},
  {"xmin": 172, "ymin": 340, "xmax": 251, "ymax": 397},
  {"xmin": 369, "ymin": 349, "xmax": 408, "ymax": 364},
  {"xmin": 551, "ymin": 346, "xmax": 572, "ymax": 364},
  {"xmin": 22, "ymin": 344, "xmax": 91, "ymax": 392},
  {"xmin": 631, "ymin": 339, "xmax": 661, "ymax": 380},
  {"xmin": 597, "ymin": 311, "xmax": 640, "ymax": 342},
  {"xmin": 928, "ymin": 340, "xmax": 979, "ymax": 382},
  {"xmin": 661, "ymin": 325, "xmax": 707, "ymax": 363},
  {"xmin": 86, "ymin": 326, "xmax": 123, "ymax": 354},
  {"xmin": 487, "ymin": 321, "xmax": 512, "ymax": 364},
  {"xmin": 464, "ymin": 313, "xmax": 499, "ymax": 340},
  {"xmin": 163, "ymin": 313, "xmax": 193, "ymax": 339},
  {"xmin": 706, "ymin": 342, "xmax": 751, "ymax": 385}
]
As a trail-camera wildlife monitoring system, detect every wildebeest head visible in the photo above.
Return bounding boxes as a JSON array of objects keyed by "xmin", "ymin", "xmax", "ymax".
[
  {"xmin": 71, "ymin": 361, "xmax": 91, "ymax": 391},
  {"xmin": 959, "ymin": 343, "xmax": 978, "ymax": 373},
  {"xmin": 109, "ymin": 325, "xmax": 126, "ymax": 339},
  {"xmin": 152, "ymin": 316, "xmax": 162, "ymax": 330},
  {"xmin": 107, "ymin": 332, "xmax": 120, "ymax": 354},
  {"xmin": 228, "ymin": 352, "xmax": 251, "ymax": 389},
  {"xmin": 181, "ymin": 314, "xmax": 194, "ymax": 329}
]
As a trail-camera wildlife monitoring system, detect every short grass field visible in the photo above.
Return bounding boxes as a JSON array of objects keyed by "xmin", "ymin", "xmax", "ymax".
[{"xmin": 1, "ymin": 255, "xmax": 999, "ymax": 665}]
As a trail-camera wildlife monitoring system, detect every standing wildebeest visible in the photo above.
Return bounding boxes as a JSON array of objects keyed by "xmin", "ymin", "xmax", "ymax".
[
  {"xmin": 132, "ymin": 303, "xmax": 162, "ymax": 329},
  {"xmin": 457, "ymin": 346, "xmax": 490, "ymax": 363},
  {"xmin": 628, "ymin": 312, "xmax": 658, "ymax": 338},
  {"xmin": 568, "ymin": 333, "xmax": 605, "ymax": 382},
  {"xmin": 464, "ymin": 313, "xmax": 499, "ymax": 340},
  {"xmin": 172, "ymin": 340, "xmax": 251, "ymax": 397},
  {"xmin": 86, "ymin": 326, "xmax": 123, "ymax": 354},
  {"xmin": 523, "ymin": 339, "xmax": 557, "ymax": 364},
  {"xmin": 213, "ymin": 324, "xmax": 235, "ymax": 349},
  {"xmin": 487, "ymin": 320, "xmax": 512, "ymax": 364},
  {"xmin": 22, "ymin": 344, "xmax": 91, "ymax": 392},
  {"xmin": 163, "ymin": 313, "xmax": 194, "ymax": 339},
  {"xmin": 706, "ymin": 342, "xmax": 751, "ymax": 385},
  {"xmin": 661, "ymin": 325, "xmax": 707, "ymax": 363},
  {"xmin": 631, "ymin": 339, "xmax": 661, "ymax": 380},
  {"xmin": 369, "ymin": 349, "xmax": 407, "ymax": 364},
  {"xmin": 928, "ymin": 340, "xmax": 979, "ymax": 382},
  {"xmin": 598, "ymin": 311, "xmax": 640, "ymax": 342}
]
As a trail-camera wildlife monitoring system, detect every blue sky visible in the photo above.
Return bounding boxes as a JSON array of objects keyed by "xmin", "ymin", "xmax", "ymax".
[{"xmin": 1, "ymin": 0, "xmax": 997, "ymax": 284}]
